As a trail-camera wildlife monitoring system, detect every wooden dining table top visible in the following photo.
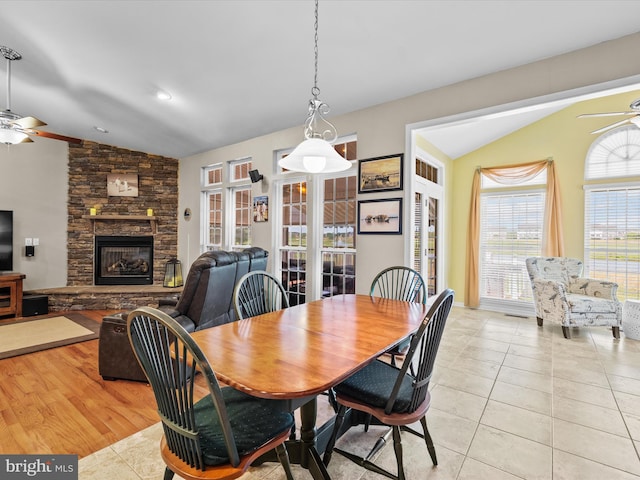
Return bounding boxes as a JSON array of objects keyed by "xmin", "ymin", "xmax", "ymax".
[{"xmin": 190, "ymin": 293, "xmax": 430, "ymax": 400}]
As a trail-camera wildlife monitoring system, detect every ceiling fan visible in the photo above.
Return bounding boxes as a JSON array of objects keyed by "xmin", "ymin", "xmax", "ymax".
[
  {"xmin": 0, "ymin": 45, "xmax": 80, "ymax": 145},
  {"xmin": 577, "ymin": 98, "xmax": 640, "ymax": 135}
]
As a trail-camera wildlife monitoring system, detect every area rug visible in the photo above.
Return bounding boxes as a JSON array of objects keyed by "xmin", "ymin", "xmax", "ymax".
[{"xmin": 0, "ymin": 313, "xmax": 100, "ymax": 360}]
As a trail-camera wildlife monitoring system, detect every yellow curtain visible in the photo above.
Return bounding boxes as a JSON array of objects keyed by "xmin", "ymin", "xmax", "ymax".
[{"xmin": 464, "ymin": 159, "xmax": 564, "ymax": 307}]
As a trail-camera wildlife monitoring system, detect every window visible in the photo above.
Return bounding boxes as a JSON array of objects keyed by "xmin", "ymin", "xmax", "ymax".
[
  {"xmin": 479, "ymin": 171, "xmax": 546, "ymax": 312},
  {"xmin": 584, "ymin": 126, "xmax": 640, "ymax": 300},
  {"xmin": 201, "ymin": 159, "xmax": 253, "ymax": 252},
  {"xmin": 416, "ymin": 158, "xmax": 438, "ymax": 183},
  {"xmin": 205, "ymin": 191, "xmax": 223, "ymax": 250},
  {"xmin": 204, "ymin": 164, "xmax": 223, "ymax": 186},
  {"xmin": 230, "ymin": 158, "xmax": 252, "ymax": 182},
  {"xmin": 276, "ymin": 135, "xmax": 357, "ymax": 305},
  {"xmin": 202, "ymin": 164, "xmax": 224, "ymax": 251},
  {"xmin": 584, "ymin": 187, "xmax": 640, "ymax": 300},
  {"xmin": 231, "ymin": 186, "xmax": 252, "ymax": 251},
  {"xmin": 280, "ymin": 180, "xmax": 307, "ymax": 305},
  {"xmin": 585, "ymin": 126, "xmax": 640, "ymax": 180},
  {"xmin": 321, "ymin": 176, "xmax": 356, "ymax": 298}
]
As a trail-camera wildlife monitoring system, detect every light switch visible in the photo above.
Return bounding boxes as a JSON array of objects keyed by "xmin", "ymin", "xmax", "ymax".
[
  {"xmin": 33, "ymin": 238, "xmax": 40, "ymax": 246},
  {"xmin": 25, "ymin": 238, "xmax": 33, "ymax": 246}
]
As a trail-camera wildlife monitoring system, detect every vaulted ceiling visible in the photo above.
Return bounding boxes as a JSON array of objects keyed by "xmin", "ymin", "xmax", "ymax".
[{"xmin": 2, "ymin": 1, "xmax": 640, "ymax": 159}]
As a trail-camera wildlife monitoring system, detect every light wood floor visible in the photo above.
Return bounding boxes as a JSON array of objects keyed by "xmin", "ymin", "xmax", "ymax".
[{"xmin": 0, "ymin": 310, "xmax": 207, "ymax": 458}]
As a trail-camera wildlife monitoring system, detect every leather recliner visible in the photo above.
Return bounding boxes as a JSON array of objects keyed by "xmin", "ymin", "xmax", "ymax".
[
  {"xmin": 158, "ymin": 247, "xmax": 268, "ymax": 332},
  {"xmin": 98, "ymin": 247, "xmax": 268, "ymax": 381}
]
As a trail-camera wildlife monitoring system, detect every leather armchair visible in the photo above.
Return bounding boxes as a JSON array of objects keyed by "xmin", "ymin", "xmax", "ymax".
[
  {"xmin": 158, "ymin": 247, "xmax": 269, "ymax": 332},
  {"xmin": 99, "ymin": 247, "xmax": 269, "ymax": 381},
  {"xmin": 525, "ymin": 256, "xmax": 621, "ymax": 339}
]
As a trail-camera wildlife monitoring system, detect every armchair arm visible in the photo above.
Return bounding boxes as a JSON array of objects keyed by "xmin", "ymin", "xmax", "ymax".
[
  {"xmin": 158, "ymin": 295, "xmax": 180, "ymax": 307},
  {"xmin": 530, "ymin": 278, "xmax": 570, "ymax": 323},
  {"xmin": 568, "ymin": 277, "xmax": 619, "ymax": 300}
]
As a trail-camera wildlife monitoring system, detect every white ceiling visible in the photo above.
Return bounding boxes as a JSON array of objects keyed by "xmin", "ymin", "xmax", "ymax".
[{"xmin": 2, "ymin": 0, "xmax": 640, "ymax": 159}]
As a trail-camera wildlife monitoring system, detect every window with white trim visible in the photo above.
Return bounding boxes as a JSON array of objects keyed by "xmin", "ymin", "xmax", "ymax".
[
  {"xmin": 479, "ymin": 171, "xmax": 546, "ymax": 312},
  {"xmin": 231, "ymin": 185, "xmax": 252, "ymax": 251},
  {"xmin": 321, "ymin": 176, "xmax": 356, "ymax": 298},
  {"xmin": 230, "ymin": 158, "xmax": 252, "ymax": 182},
  {"xmin": 275, "ymin": 135, "xmax": 357, "ymax": 305},
  {"xmin": 202, "ymin": 164, "xmax": 224, "ymax": 251},
  {"xmin": 201, "ymin": 159, "xmax": 253, "ymax": 252},
  {"xmin": 584, "ymin": 126, "xmax": 640, "ymax": 300}
]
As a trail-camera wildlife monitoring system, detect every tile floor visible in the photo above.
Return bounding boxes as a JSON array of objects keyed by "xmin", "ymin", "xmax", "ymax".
[{"xmin": 79, "ymin": 306, "xmax": 640, "ymax": 479}]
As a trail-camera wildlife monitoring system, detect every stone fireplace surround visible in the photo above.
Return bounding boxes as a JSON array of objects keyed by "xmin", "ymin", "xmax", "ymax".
[{"xmin": 29, "ymin": 140, "xmax": 182, "ymax": 311}]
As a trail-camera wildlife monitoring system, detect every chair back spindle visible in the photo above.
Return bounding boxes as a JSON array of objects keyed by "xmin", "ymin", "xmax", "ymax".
[
  {"xmin": 370, "ymin": 266, "xmax": 427, "ymax": 304},
  {"xmin": 234, "ymin": 271, "xmax": 289, "ymax": 320}
]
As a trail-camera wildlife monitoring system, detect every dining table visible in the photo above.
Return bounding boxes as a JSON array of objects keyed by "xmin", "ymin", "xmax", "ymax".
[{"xmin": 190, "ymin": 293, "xmax": 430, "ymax": 479}]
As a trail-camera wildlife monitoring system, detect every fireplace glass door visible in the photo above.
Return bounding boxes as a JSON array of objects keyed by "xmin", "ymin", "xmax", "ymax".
[{"xmin": 95, "ymin": 236, "xmax": 154, "ymax": 285}]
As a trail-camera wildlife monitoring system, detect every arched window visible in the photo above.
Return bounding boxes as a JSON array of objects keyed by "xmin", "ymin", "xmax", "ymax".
[{"xmin": 584, "ymin": 126, "xmax": 640, "ymax": 300}]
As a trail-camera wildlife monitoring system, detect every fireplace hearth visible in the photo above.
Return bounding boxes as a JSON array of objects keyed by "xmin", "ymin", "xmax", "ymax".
[{"xmin": 95, "ymin": 236, "xmax": 154, "ymax": 285}]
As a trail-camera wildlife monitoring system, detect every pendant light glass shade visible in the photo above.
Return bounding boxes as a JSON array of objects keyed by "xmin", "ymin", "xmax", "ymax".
[
  {"xmin": 279, "ymin": 137, "xmax": 351, "ymax": 173},
  {"xmin": 278, "ymin": 0, "xmax": 351, "ymax": 175}
]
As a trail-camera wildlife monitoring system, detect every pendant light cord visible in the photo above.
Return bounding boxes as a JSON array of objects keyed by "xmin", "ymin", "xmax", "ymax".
[{"xmin": 312, "ymin": 0, "xmax": 320, "ymax": 100}]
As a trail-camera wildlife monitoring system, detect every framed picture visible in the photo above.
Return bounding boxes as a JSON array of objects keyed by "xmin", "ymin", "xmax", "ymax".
[
  {"xmin": 107, "ymin": 173, "xmax": 139, "ymax": 197},
  {"xmin": 357, "ymin": 198, "xmax": 403, "ymax": 235},
  {"xmin": 253, "ymin": 195, "xmax": 268, "ymax": 222},
  {"xmin": 358, "ymin": 154, "xmax": 403, "ymax": 193}
]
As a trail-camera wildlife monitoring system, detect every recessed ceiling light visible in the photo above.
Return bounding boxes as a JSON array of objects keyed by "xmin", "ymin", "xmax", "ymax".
[
  {"xmin": 94, "ymin": 126, "xmax": 109, "ymax": 133},
  {"xmin": 156, "ymin": 90, "xmax": 172, "ymax": 101}
]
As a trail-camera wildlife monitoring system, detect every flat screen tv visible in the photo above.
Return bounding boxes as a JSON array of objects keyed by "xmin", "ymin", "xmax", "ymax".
[{"xmin": 0, "ymin": 210, "xmax": 13, "ymax": 272}]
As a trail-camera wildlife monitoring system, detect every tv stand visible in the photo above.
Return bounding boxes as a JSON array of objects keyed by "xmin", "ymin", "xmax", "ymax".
[{"xmin": 0, "ymin": 273, "xmax": 26, "ymax": 318}]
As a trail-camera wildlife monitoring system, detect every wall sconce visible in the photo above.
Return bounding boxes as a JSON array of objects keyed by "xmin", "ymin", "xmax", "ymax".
[
  {"xmin": 249, "ymin": 169, "xmax": 264, "ymax": 183},
  {"xmin": 163, "ymin": 257, "xmax": 184, "ymax": 288}
]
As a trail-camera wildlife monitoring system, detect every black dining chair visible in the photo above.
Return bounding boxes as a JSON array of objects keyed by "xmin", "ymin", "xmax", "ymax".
[
  {"xmin": 233, "ymin": 270, "xmax": 290, "ymax": 320},
  {"xmin": 126, "ymin": 306, "xmax": 295, "ymax": 480},
  {"xmin": 322, "ymin": 288, "xmax": 454, "ymax": 480},
  {"xmin": 370, "ymin": 266, "xmax": 427, "ymax": 367}
]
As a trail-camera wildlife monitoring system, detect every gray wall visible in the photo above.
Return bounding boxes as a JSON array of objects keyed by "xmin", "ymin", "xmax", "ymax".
[{"xmin": 0, "ymin": 137, "xmax": 68, "ymax": 290}]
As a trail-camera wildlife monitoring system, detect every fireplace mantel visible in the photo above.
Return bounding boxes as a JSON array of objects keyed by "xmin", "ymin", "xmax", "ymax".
[{"xmin": 82, "ymin": 214, "xmax": 158, "ymax": 233}]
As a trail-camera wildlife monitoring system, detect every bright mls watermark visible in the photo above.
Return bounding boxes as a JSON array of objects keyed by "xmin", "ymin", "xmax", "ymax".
[{"xmin": 1, "ymin": 455, "xmax": 78, "ymax": 479}]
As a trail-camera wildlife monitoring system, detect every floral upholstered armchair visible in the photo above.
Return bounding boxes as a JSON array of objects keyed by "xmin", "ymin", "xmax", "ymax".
[{"xmin": 525, "ymin": 257, "xmax": 621, "ymax": 339}]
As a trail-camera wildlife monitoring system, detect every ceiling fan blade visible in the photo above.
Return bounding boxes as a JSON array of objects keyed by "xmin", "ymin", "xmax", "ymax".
[
  {"xmin": 31, "ymin": 130, "xmax": 82, "ymax": 144},
  {"xmin": 18, "ymin": 135, "xmax": 34, "ymax": 143},
  {"xmin": 578, "ymin": 111, "xmax": 637, "ymax": 118},
  {"xmin": 590, "ymin": 118, "xmax": 632, "ymax": 134},
  {"xmin": 11, "ymin": 116, "xmax": 47, "ymax": 129}
]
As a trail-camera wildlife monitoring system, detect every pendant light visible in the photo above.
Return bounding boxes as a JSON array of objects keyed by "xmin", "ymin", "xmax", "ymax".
[{"xmin": 279, "ymin": 0, "xmax": 351, "ymax": 174}]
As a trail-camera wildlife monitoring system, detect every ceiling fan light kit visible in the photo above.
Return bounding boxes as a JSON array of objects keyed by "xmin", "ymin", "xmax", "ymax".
[
  {"xmin": 278, "ymin": 0, "xmax": 351, "ymax": 174},
  {"xmin": 0, "ymin": 45, "xmax": 48, "ymax": 145}
]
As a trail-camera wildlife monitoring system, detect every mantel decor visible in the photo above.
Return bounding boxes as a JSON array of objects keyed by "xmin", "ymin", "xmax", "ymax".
[
  {"xmin": 358, "ymin": 154, "xmax": 404, "ymax": 194},
  {"xmin": 107, "ymin": 173, "xmax": 139, "ymax": 197}
]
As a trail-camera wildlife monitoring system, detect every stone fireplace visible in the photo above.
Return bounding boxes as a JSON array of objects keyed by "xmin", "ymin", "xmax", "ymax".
[
  {"xmin": 65, "ymin": 140, "xmax": 179, "ymax": 288},
  {"xmin": 95, "ymin": 235, "xmax": 154, "ymax": 285},
  {"xmin": 28, "ymin": 140, "xmax": 183, "ymax": 311}
]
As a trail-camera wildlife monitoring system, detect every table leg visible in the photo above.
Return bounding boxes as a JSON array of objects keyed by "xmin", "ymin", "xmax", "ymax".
[{"xmin": 299, "ymin": 398, "xmax": 332, "ymax": 479}]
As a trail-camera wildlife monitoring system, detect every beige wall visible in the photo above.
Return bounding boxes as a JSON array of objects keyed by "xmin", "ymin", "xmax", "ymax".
[
  {"xmin": 4, "ymin": 32, "xmax": 640, "ymax": 294},
  {"xmin": 179, "ymin": 32, "xmax": 640, "ymax": 299}
]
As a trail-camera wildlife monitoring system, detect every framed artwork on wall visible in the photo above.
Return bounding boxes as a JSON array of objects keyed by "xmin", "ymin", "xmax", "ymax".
[
  {"xmin": 107, "ymin": 173, "xmax": 139, "ymax": 197},
  {"xmin": 253, "ymin": 195, "xmax": 268, "ymax": 222},
  {"xmin": 358, "ymin": 154, "xmax": 403, "ymax": 193},
  {"xmin": 357, "ymin": 197, "xmax": 403, "ymax": 235}
]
